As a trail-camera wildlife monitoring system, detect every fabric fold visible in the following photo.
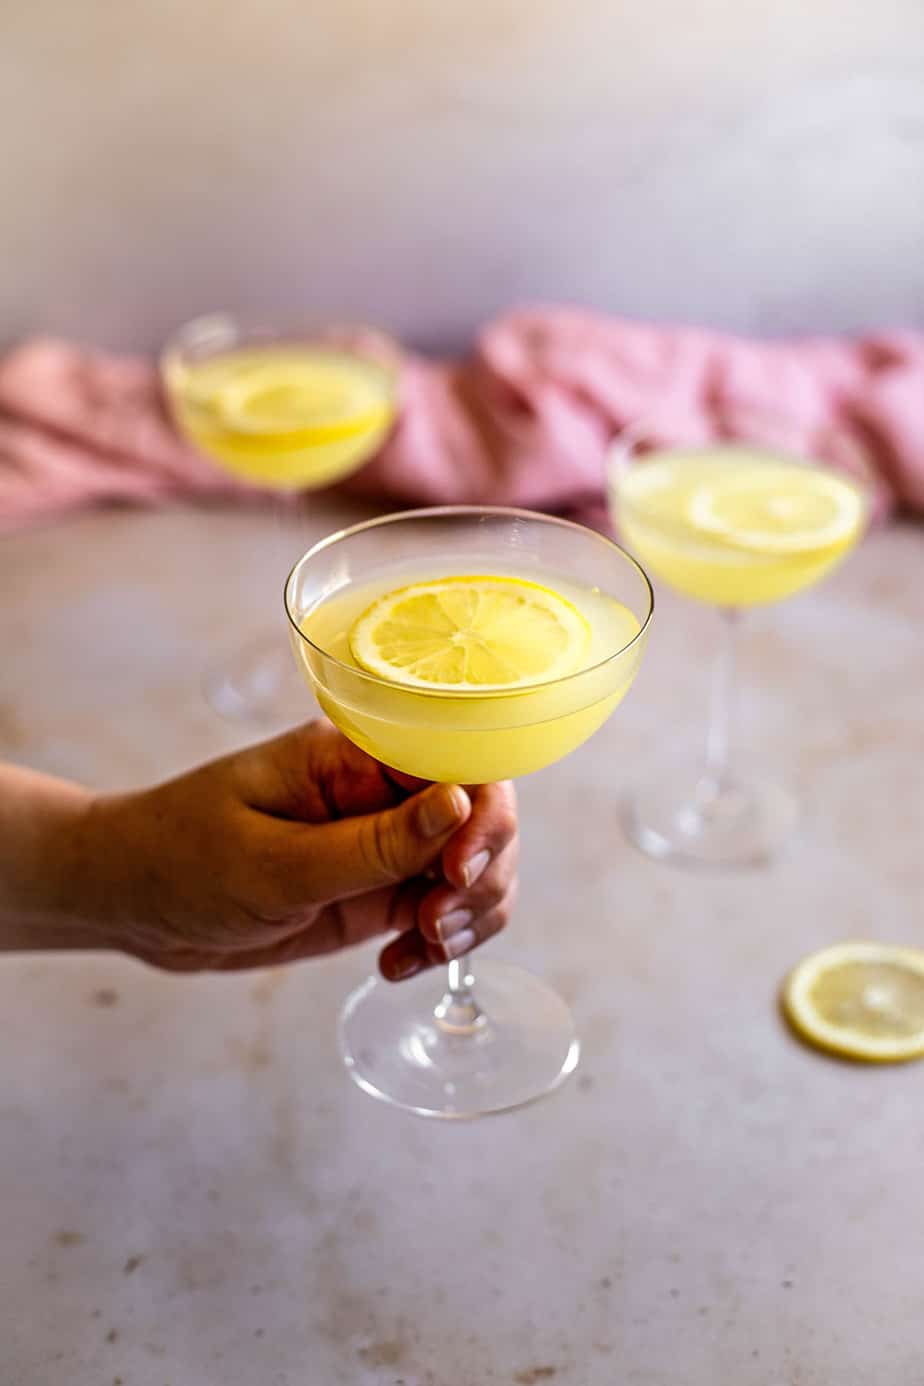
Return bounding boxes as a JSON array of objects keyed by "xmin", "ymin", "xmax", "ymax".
[{"xmin": 2, "ymin": 307, "xmax": 922, "ymax": 535}]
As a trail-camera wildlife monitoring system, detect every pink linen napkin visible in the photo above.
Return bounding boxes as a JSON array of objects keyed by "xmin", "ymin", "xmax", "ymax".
[{"xmin": 2, "ymin": 307, "xmax": 923, "ymax": 535}]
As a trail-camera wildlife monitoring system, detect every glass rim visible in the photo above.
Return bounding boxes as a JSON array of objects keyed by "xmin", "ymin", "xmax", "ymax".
[
  {"xmin": 605, "ymin": 431, "xmax": 876, "ymax": 501},
  {"xmin": 284, "ymin": 504, "xmax": 655, "ymax": 700},
  {"xmin": 605, "ymin": 440, "xmax": 873, "ymax": 553},
  {"xmin": 159, "ymin": 312, "xmax": 401, "ymax": 391}
]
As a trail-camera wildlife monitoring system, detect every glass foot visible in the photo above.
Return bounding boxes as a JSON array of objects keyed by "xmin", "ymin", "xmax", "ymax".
[
  {"xmin": 202, "ymin": 634, "xmax": 297, "ymax": 723},
  {"xmin": 623, "ymin": 759, "xmax": 798, "ymax": 869},
  {"xmin": 339, "ymin": 960, "xmax": 580, "ymax": 1118}
]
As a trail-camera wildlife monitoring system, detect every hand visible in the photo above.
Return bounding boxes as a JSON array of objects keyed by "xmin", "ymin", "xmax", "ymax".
[{"xmin": 88, "ymin": 720, "xmax": 518, "ymax": 980}]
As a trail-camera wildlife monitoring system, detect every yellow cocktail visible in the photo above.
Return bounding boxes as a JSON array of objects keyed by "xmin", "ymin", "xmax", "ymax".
[
  {"xmin": 295, "ymin": 572, "xmax": 642, "ymax": 784},
  {"xmin": 161, "ymin": 314, "xmax": 397, "ymax": 720},
  {"xmin": 616, "ymin": 448, "xmax": 864, "ymax": 607},
  {"xmin": 163, "ymin": 337, "xmax": 395, "ymax": 491},
  {"xmin": 609, "ymin": 440, "xmax": 868, "ymax": 867},
  {"xmin": 285, "ymin": 506, "xmax": 653, "ymax": 1117}
]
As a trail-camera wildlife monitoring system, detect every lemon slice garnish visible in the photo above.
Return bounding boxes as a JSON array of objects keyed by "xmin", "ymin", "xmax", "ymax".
[
  {"xmin": 214, "ymin": 351, "xmax": 392, "ymax": 441},
  {"xmin": 689, "ymin": 465, "xmax": 864, "ymax": 554},
  {"xmin": 349, "ymin": 576, "xmax": 592, "ymax": 691},
  {"xmin": 781, "ymin": 942, "xmax": 924, "ymax": 1063}
]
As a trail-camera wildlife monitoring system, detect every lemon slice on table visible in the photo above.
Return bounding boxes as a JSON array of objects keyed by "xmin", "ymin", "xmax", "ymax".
[
  {"xmin": 215, "ymin": 352, "xmax": 391, "ymax": 441},
  {"xmin": 781, "ymin": 942, "xmax": 924, "ymax": 1063},
  {"xmin": 689, "ymin": 464, "xmax": 864, "ymax": 554},
  {"xmin": 349, "ymin": 576, "xmax": 592, "ymax": 691}
]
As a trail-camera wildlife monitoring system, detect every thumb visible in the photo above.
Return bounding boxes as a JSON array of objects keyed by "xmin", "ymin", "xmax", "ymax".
[{"xmin": 288, "ymin": 783, "xmax": 472, "ymax": 904}]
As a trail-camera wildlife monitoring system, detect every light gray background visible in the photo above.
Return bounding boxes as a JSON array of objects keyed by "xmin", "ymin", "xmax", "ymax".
[{"xmin": 2, "ymin": 0, "xmax": 924, "ymax": 350}]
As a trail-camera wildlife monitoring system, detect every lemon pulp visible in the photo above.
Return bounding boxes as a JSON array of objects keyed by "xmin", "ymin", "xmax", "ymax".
[{"xmin": 349, "ymin": 576, "xmax": 592, "ymax": 691}]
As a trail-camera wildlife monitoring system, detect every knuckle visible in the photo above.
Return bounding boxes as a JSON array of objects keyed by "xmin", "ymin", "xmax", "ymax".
[
  {"xmin": 478, "ymin": 873, "xmax": 506, "ymax": 909},
  {"xmin": 494, "ymin": 840, "xmax": 519, "ymax": 883},
  {"xmin": 493, "ymin": 802, "xmax": 519, "ymax": 844},
  {"xmin": 469, "ymin": 849, "xmax": 516, "ymax": 907},
  {"xmin": 501, "ymin": 880, "xmax": 518, "ymax": 920},
  {"xmin": 477, "ymin": 908, "xmax": 505, "ymax": 942},
  {"xmin": 469, "ymin": 872, "xmax": 518, "ymax": 928},
  {"xmin": 361, "ymin": 812, "xmax": 403, "ymax": 879}
]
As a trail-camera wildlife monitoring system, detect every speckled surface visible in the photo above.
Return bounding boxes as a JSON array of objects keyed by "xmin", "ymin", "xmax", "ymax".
[{"xmin": 1, "ymin": 500, "xmax": 923, "ymax": 1386}]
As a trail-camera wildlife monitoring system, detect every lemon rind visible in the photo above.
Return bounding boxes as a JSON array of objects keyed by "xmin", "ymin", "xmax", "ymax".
[{"xmin": 781, "ymin": 941, "xmax": 924, "ymax": 1063}]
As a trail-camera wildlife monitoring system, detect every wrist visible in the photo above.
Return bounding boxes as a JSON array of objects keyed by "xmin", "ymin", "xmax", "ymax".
[
  {"xmin": 0, "ymin": 765, "xmax": 127, "ymax": 953},
  {"xmin": 73, "ymin": 788, "xmax": 171, "ymax": 963},
  {"xmin": 61, "ymin": 792, "xmax": 131, "ymax": 950}
]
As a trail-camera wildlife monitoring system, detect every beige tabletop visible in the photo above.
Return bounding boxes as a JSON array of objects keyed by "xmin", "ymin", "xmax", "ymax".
[{"xmin": 2, "ymin": 498, "xmax": 922, "ymax": 1386}]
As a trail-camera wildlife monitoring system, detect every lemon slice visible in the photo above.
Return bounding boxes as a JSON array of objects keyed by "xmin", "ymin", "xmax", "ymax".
[
  {"xmin": 349, "ymin": 575, "xmax": 592, "ymax": 691},
  {"xmin": 215, "ymin": 352, "xmax": 391, "ymax": 441},
  {"xmin": 689, "ymin": 465, "xmax": 863, "ymax": 554},
  {"xmin": 781, "ymin": 942, "xmax": 924, "ymax": 1063}
]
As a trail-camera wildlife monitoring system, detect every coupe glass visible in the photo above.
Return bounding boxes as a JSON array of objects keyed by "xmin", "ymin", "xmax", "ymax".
[
  {"xmin": 285, "ymin": 506, "xmax": 653, "ymax": 1117},
  {"xmin": 608, "ymin": 423, "xmax": 871, "ymax": 868},
  {"xmin": 161, "ymin": 313, "xmax": 398, "ymax": 721}
]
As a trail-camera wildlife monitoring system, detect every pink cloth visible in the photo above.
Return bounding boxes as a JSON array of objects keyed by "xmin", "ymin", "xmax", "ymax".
[{"xmin": 2, "ymin": 306, "xmax": 924, "ymax": 535}]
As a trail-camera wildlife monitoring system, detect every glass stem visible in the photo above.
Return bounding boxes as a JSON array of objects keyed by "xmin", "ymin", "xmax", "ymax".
[
  {"xmin": 434, "ymin": 954, "xmax": 485, "ymax": 1035},
  {"xmin": 703, "ymin": 608, "xmax": 740, "ymax": 794}
]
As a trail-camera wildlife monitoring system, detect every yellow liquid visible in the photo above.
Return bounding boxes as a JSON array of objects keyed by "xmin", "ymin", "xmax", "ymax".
[
  {"xmin": 614, "ymin": 450, "xmax": 864, "ymax": 606},
  {"xmin": 166, "ymin": 346, "xmax": 394, "ymax": 490},
  {"xmin": 294, "ymin": 571, "xmax": 644, "ymax": 783}
]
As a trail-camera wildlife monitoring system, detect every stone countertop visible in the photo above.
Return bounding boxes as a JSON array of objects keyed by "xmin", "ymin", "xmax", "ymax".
[{"xmin": 1, "ymin": 500, "xmax": 923, "ymax": 1386}]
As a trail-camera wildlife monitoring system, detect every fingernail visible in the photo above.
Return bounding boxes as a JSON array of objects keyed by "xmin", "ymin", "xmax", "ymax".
[
  {"xmin": 463, "ymin": 849, "xmax": 491, "ymax": 888},
  {"xmin": 443, "ymin": 928, "xmax": 476, "ymax": 960},
  {"xmin": 389, "ymin": 955, "xmax": 422, "ymax": 981},
  {"xmin": 419, "ymin": 786, "xmax": 468, "ymax": 838},
  {"xmin": 436, "ymin": 907, "xmax": 473, "ymax": 942}
]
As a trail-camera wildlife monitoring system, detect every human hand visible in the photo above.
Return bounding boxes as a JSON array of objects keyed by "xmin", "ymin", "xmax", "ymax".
[{"xmin": 87, "ymin": 719, "xmax": 518, "ymax": 980}]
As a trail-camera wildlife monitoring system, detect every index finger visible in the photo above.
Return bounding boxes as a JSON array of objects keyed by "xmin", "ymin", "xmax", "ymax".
[{"xmin": 440, "ymin": 781, "xmax": 518, "ymax": 891}]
